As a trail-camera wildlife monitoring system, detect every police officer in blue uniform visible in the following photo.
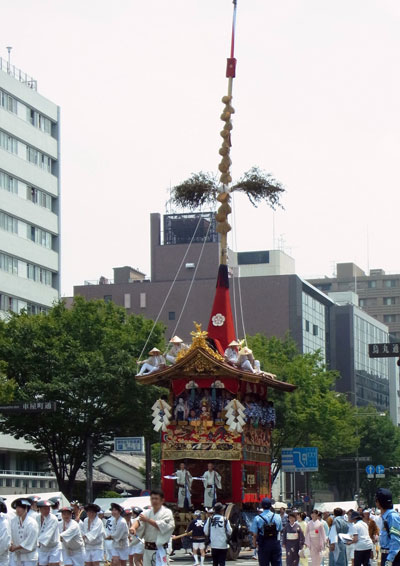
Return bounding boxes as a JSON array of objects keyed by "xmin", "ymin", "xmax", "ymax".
[
  {"xmin": 251, "ymin": 498, "xmax": 282, "ymax": 566},
  {"xmin": 376, "ymin": 488, "xmax": 400, "ymax": 566}
]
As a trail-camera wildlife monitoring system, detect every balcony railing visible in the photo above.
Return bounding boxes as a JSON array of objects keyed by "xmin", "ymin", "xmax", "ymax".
[{"xmin": 0, "ymin": 469, "xmax": 55, "ymax": 478}]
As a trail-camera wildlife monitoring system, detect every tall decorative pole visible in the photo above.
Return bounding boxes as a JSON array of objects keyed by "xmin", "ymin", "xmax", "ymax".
[{"xmin": 216, "ymin": 0, "xmax": 238, "ymax": 265}]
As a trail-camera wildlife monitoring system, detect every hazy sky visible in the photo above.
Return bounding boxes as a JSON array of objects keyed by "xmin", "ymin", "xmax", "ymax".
[{"xmin": 4, "ymin": 0, "xmax": 400, "ymax": 295}]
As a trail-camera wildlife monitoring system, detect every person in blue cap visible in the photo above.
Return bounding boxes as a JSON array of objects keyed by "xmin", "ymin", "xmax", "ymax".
[
  {"xmin": 375, "ymin": 488, "xmax": 400, "ymax": 566},
  {"xmin": 250, "ymin": 498, "xmax": 282, "ymax": 566}
]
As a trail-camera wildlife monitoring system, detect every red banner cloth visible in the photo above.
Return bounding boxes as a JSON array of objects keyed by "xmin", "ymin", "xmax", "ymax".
[{"xmin": 207, "ymin": 265, "xmax": 236, "ymax": 355}]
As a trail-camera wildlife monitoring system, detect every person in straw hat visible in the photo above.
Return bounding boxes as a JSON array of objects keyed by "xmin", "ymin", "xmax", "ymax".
[
  {"xmin": 166, "ymin": 336, "xmax": 188, "ymax": 365},
  {"xmin": 137, "ymin": 348, "xmax": 166, "ymax": 376},
  {"xmin": 237, "ymin": 347, "xmax": 261, "ymax": 373},
  {"xmin": 224, "ymin": 340, "xmax": 240, "ymax": 365}
]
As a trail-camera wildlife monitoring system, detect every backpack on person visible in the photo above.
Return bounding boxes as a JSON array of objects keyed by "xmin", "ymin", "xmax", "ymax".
[{"xmin": 259, "ymin": 514, "xmax": 278, "ymax": 539}]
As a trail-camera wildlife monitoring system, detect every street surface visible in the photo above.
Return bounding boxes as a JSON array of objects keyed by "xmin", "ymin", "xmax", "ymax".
[{"xmin": 168, "ymin": 549, "xmax": 380, "ymax": 566}]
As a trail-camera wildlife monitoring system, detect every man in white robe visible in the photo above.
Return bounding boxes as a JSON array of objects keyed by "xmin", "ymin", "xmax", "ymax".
[
  {"xmin": 108, "ymin": 503, "xmax": 129, "ymax": 566},
  {"xmin": 37, "ymin": 499, "xmax": 61, "ymax": 566},
  {"xmin": 80, "ymin": 503, "xmax": 105, "ymax": 566},
  {"xmin": 9, "ymin": 498, "xmax": 39, "ymax": 566},
  {"xmin": 174, "ymin": 463, "xmax": 193, "ymax": 509},
  {"xmin": 137, "ymin": 349, "xmax": 166, "ymax": 376},
  {"xmin": 202, "ymin": 463, "xmax": 222, "ymax": 509},
  {"xmin": 130, "ymin": 489, "xmax": 175, "ymax": 566},
  {"xmin": 59, "ymin": 506, "xmax": 85, "ymax": 566},
  {"xmin": 0, "ymin": 498, "xmax": 10, "ymax": 566},
  {"xmin": 224, "ymin": 341, "xmax": 240, "ymax": 365},
  {"xmin": 166, "ymin": 337, "xmax": 188, "ymax": 364}
]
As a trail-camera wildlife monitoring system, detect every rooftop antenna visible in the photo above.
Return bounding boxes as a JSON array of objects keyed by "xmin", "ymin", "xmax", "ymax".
[{"xmin": 6, "ymin": 46, "xmax": 12, "ymax": 72}]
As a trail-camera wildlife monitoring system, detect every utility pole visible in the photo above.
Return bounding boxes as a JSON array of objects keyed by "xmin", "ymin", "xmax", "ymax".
[{"xmin": 86, "ymin": 436, "xmax": 93, "ymax": 503}]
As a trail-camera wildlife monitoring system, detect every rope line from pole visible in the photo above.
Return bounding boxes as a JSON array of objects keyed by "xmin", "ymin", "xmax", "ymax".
[
  {"xmin": 170, "ymin": 220, "xmax": 213, "ymax": 338},
  {"xmin": 137, "ymin": 214, "xmax": 203, "ymax": 363}
]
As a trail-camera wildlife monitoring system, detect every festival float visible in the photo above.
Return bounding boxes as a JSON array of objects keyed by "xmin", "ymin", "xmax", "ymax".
[{"xmin": 136, "ymin": 0, "xmax": 296, "ymax": 558}]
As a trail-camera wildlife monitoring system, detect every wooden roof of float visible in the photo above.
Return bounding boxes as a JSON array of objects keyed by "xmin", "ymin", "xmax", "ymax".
[{"xmin": 136, "ymin": 324, "xmax": 296, "ymax": 393}]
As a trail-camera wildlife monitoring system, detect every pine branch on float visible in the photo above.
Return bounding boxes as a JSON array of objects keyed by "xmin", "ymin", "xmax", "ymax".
[{"xmin": 169, "ymin": 167, "xmax": 285, "ymax": 211}]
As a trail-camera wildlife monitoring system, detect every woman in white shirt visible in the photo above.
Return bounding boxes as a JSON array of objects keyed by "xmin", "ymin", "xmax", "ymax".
[
  {"xmin": 347, "ymin": 511, "xmax": 373, "ymax": 566},
  {"xmin": 81, "ymin": 504, "xmax": 105, "ymax": 566}
]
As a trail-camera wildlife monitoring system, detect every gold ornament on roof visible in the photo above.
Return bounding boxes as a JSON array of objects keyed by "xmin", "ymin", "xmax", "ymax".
[{"xmin": 176, "ymin": 322, "xmax": 224, "ymax": 363}]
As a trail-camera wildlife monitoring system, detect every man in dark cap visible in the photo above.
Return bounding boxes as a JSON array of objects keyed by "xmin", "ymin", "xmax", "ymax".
[
  {"xmin": 250, "ymin": 498, "xmax": 282, "ymax": 566},
  {"xmin": 376, "ymin": 488, "xmax": 400, "ymax": 566}
]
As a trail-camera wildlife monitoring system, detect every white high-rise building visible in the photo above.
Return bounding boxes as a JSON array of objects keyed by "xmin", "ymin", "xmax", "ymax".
[{"xmin": 0, "ymin": 56, "xmax": 60, "ymax": 316}]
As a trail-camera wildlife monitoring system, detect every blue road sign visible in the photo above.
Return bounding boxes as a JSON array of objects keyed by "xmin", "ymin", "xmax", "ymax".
[
  {"xmin": 282, "ymin": 448, "xmax": 319, "ymax": 472},
  {"xmin": 376, "ymin": 465, "xmax": 385, "ymax": 475},
  {"xmin": 366, "ymin": 465, "xmax": 375, "ymax": 475}
]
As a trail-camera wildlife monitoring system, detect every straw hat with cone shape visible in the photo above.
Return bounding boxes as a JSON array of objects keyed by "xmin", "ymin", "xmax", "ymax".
[
  {"xmin": 149, "ymin": 347, "xmax": 161, "ymax": 355},
  {"xmin": 228, "ymin": 340, "xmax": 240, "ymax": 347},
  {"xmin": 169, "ymin": 336, "xmax": 183, "ymax": 344},
  {"xmin": 239, "ymin": 346, "xmax": 252, "ymax": 355}
]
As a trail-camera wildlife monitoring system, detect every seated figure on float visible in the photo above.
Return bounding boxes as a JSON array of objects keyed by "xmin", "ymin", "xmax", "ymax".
[
  {"xmin": 237, "ymin": 346, "xmax": 260, "ymax": 373},
  {"xmin": 166, "ymin": 336, "xmax": 188, "ymax": 365},
  {"xmin": 137, "ymin": 348, "xmax": 166, "ymax": 376},
  {"xmin": 224, "ymin": 340, "xmax": 240, "ymax": 365}
]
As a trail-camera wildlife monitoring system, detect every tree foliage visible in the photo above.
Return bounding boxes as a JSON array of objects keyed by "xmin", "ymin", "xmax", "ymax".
[
  {"xmin": 247, "ymin": 334, "xmax": 359, "ymax": 484},
  {"xmin": 170, "ymin": 167, "xmax": 284, "ymax": 210},
  {"xmin": 0, "ymin": 297, "xmax": 166, "ymax": 498},
  {"xmin": 320, "ymin": 407, "xmax": 400, "ymax": 503}
]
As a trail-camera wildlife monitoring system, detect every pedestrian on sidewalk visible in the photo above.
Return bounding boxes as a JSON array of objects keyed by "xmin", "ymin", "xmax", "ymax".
[{"xmin": 282, "ymin": 512, "xmax": 305, "ymax": 566}]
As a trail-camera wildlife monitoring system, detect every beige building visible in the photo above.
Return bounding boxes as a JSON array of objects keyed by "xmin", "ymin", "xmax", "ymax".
[{"xmin": 308, "ymin": 263, "xmax": 400, "ymax": 340}]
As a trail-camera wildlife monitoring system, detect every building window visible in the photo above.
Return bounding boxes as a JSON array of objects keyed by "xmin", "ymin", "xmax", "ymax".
[
  {"xmin": 0, "ymin": 130, "xmax": 18, "ymax": 154},
  {"xmin": 0, "ymin": 253, "xmax": 18, "ymax": 275},
  {"xmin": 317, "ymin": 283, "xmax": 332, "ymax": 292},
  {"xmin": 384, "ymin": 280, "xmax": 398, "ymax": 288},
  {"xmin": 29, "ymin": 225, "xmax": 52, "ymax": 249},
  {"xmin": 168, "ymin": 311, "xmax": 175, "ymax": 321},
  {"xmin": 368, "ymin": 281, "xmax": 377, "ymax": 289},
  {"xmin": 383, "ymin": 297, "xmax": 396, "ymax": 306},
  {"xmin": 26, "ymin": 302, "xmax": 48, "ymax": 315},
  {"xmin": 27, "ymin": 264, "xmax": 53, "ymax": 286},
  {"xmin": 0, "ymin": 211, "xmax": 18, "ymax": 234},
  {"xmin": 313, "ymin": 324, "xmax": 318, "ymax": 336},
  {"xmin": 140, "ymin": 292, "xmax": 146, "ymax": 308},
  {"xmin": 305, "ymin": 320, "xmax": 310, "ymax": 332},
  {"xmin": 124, "ymin": 293, "xmax": 131, "ymax": 309},
  {"xmin": 384, "ymin": 314, "xmax": 397, "ymax": 323},
  {"xmin": 0, "ymin": 170, "xmax": 17, "ymax": 193}
]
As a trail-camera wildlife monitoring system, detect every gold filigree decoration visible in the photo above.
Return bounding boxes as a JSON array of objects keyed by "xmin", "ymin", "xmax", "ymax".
[
  {"xmin": 182, "ymin": 353, "xmax": 219, "ymax": 374},
  {"xmin": 176, "ymin": 322, "xmax": 224, "ymax": 363}
]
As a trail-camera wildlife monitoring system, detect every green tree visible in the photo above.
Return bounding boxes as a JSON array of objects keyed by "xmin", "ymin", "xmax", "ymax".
[
  {"xmin": 247, "ymin": 334, "xmax": 358, "ymax": 485},
  {"xmin": 0, "ymin": 297, "xmax": 165, "ymax": 498}
]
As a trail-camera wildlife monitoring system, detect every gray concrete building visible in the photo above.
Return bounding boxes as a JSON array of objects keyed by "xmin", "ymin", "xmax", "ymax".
[
  {"xmin": 308, "ymin": 263, "xmax": 400, "ymax": 340},
  {"xmin": 329, "ymin": 292, "xmax": 397, "ymax": 419},
  {"xmin": 74, "ymin": 212, "xmax": 331, "ymax": 360},
  {"xmin": 73, "ymin": 212, "xmax": 399, "ymax": 422}
]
